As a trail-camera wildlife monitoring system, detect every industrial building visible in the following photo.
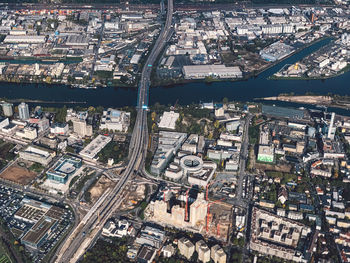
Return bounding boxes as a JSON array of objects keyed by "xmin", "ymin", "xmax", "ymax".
[
  {"xmin": 66, "ymin": 35, "xmax": 89, "ymax": 46},
  {"xmin": 46, "ymin": 155, "xmax": 82, "ymax": 184},
  {"xmin": 183, "ymin": 65, "xmax": 242, "ymax": 79},
  {"xmin": 79, "ymin": 135, "xmax": 112, "ymax": 160},
  {"xmin": 19, "ymin": 145, "xmax": 55, "ymax": 166},
  {"xmin": 260, "ymin": 42, "xmax": 294, "ymax": 62},
  {"xmin": 4, "ymin": 35, "xmax": 46, "ymax": 44}
]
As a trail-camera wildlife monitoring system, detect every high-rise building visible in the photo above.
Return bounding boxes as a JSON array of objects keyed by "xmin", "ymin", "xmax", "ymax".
[
  {"xmin": 72, "ymin": 119, "xmax": 92, "ymax": 137},
  {"xmin": 327, "ymin": 112, "xmax": 336, "ymax": 140},
  {"xmin": 18, "ymin": 102, "xmax": 30, "ymax": 120},
  {"xmin": 1, "ymin": 103, "xmax": 13, "ymax": 117}
]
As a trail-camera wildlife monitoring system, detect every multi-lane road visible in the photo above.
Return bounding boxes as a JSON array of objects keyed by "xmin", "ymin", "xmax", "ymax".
[{"xmin": 54, "ymin": 1, "xmax": 173, "ymax": 262}]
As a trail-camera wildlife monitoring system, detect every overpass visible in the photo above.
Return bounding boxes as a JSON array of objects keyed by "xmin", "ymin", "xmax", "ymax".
[{"xmin": 54, "ymin": 1, "xmax": 173, "ymax": 262}]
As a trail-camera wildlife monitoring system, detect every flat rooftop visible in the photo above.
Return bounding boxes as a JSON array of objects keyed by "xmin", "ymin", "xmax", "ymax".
[{"xmin": 79, "ymin": 135, "xmax": 112, "ymax": 159}]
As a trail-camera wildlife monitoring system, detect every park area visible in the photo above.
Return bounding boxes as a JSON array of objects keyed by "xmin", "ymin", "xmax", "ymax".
[
  {"xmin": 0, "ymin": 140, "xmax": 16, "ymax": 170},
  {"xmin": 0, "ymin": 162, "xmax": 37, "ymax": 185}
]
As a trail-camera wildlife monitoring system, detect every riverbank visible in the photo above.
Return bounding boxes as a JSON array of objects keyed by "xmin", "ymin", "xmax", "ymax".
[
  {"xmin": 152, "ymin": 36, "xmax": 331, "ymax": 88},
  {"xmin": 258, "ymin": 95, "xmax": 350, "ymax": 110},
  {"xmin": 270, "ymin": 64, "xmax": 350, "ymax": 81}
]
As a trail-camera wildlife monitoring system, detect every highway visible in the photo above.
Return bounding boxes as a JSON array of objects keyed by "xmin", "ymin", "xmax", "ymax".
[{"xmin": 54, "ymin": 1, "xmax": 173, "ymax": 262}]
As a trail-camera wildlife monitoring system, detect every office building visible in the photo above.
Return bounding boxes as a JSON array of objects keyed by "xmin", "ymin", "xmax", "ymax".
[
  {"xmin": 0, "ymin": 117, "xmax": 9, "ymax": 129},
  {"xmin": 46, "ymin": 156, "xmax": 82, "ymax": 184},
  {"xmin": 72, "ymin": 119, "xmax": 93, "ymax": 137},
  {"xmin": 18, "ymin": 102, "xmax": 30, "ymax": 120},
  {"xmin": 79, "ymin": 135, "xmax": 112, "ymax": 160},
  {"xmin": 29, "ymin": 117, "xmax": 50, "ymax": 132},
  {"xmin": 19, "ymin": 145, "xmax": 55, "ymax": 166},
  {"xmin": 99, "ymin": 108, "xmax": 130, "ymax": 132},
  {"xmin": 50, "ymin": 123, "xmax": 69, "ymax": 135},
  {"xmin": 135, "ymin": 226, "xmax": 165, "ymax": 249},
  {"xmin": 151, "ymin": 131, "xmax": 187, "ymax": 175},
  {"xmin": 16, "ymin": 127, "xmax": 37, "ymax": 140},
  {"xmin": 328, "ymin": 112, "xmax": 336, "ymax": 140},
  {"xmin": 1, "ymin": 103, "xmax": 13, "ymax": 117}
]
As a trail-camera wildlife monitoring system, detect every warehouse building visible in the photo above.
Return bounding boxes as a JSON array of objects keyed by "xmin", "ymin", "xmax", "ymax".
[
  {"xmin": 66, "ymin": 35, "xmax": 89, "ymax": 46},
  {"xmin": 183, "ymin": 65, "xmax": 242, "ymax": 79},
  {"xmin": 4, "ymin": 35, "xmax": 47, "ymax": 44}
]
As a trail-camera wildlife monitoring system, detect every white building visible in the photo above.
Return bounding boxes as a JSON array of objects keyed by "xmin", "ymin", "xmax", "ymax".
[
  {"xmin": 178, "ymin": 238, "xmax": 195, "ymax": 260},
  {"xmin": 72, "ymin": 119, "xmax": 92, "ymax": 137},
  {"xmin": 19, "ymin": 145, "xmax": 54, "ymax": 166},
  {"xmin": 196, "ymin": 240, "xmax": 210, "ymax": 263},
  {"xmin": 18, "ymin": 102, "xmax": 30, "ymax": 121},
  {"xmin": 50, "ymin": 123, "xmax": 69, "ymax": 135},
  {"xmin": 100, "ymin": 108, "xmax": 130, "ymax": 133},
  {"xmin": 211, "ymin": 244, "xmax": 227, "ymax": 263},
  {"xmin": 183, "ymin": 65, "xmax": 242, "ymax": 79},
  {"xmin": 4, "ymin": 35, "xmax": 46, "ymax": 44},
  {"xmin": 16, "ymin": 127, "xmax": 37, "ymax": 140},
  {"xmin": 79, "ymin": 135, "xmax": 112, "ymax": 160},
  {"xmin": 158, "ymin": 111, "xmax": 179, "ymax": 130},
  {"xmin": 0, "ymin": 117, "xmax": 9, "ymax": 129}
]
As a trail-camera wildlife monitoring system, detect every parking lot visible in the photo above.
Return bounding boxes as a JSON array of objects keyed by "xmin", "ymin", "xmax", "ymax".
[{"xmin": 0, "ymin": 185, "xmax": 73, "ymax": 262}]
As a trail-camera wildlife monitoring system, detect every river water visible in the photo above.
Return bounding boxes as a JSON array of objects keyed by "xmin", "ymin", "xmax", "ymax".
[{"xmin": 1, "ymin": 38, "xmax": 350, "ymax": 114}]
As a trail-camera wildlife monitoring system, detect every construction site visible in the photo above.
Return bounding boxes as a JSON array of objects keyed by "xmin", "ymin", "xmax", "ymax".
[{"xmin": 144, "ymin": 186, "xmax": 233, "ymax": 242}]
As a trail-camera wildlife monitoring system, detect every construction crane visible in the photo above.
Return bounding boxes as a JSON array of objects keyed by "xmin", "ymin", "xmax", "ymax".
[
  {"xmin": 160, "ymin": 189, "xmax": 169, "ymax": 202},
  {"xmin": 206, "ymin": 198, "xmax": 225, "ymax": 233},
  {"xmin": 205, "ymin": 182, "xmax": 214, "ymax": 201},
  {"xmin": 185, "ymin": 189, "xmax": 190, "ymax": 221}
]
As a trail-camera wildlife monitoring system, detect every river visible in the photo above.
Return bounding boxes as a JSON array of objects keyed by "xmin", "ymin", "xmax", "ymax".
[{"xmin": 1, "ymin": 38, "xmax": 350, "ymax": 115}]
